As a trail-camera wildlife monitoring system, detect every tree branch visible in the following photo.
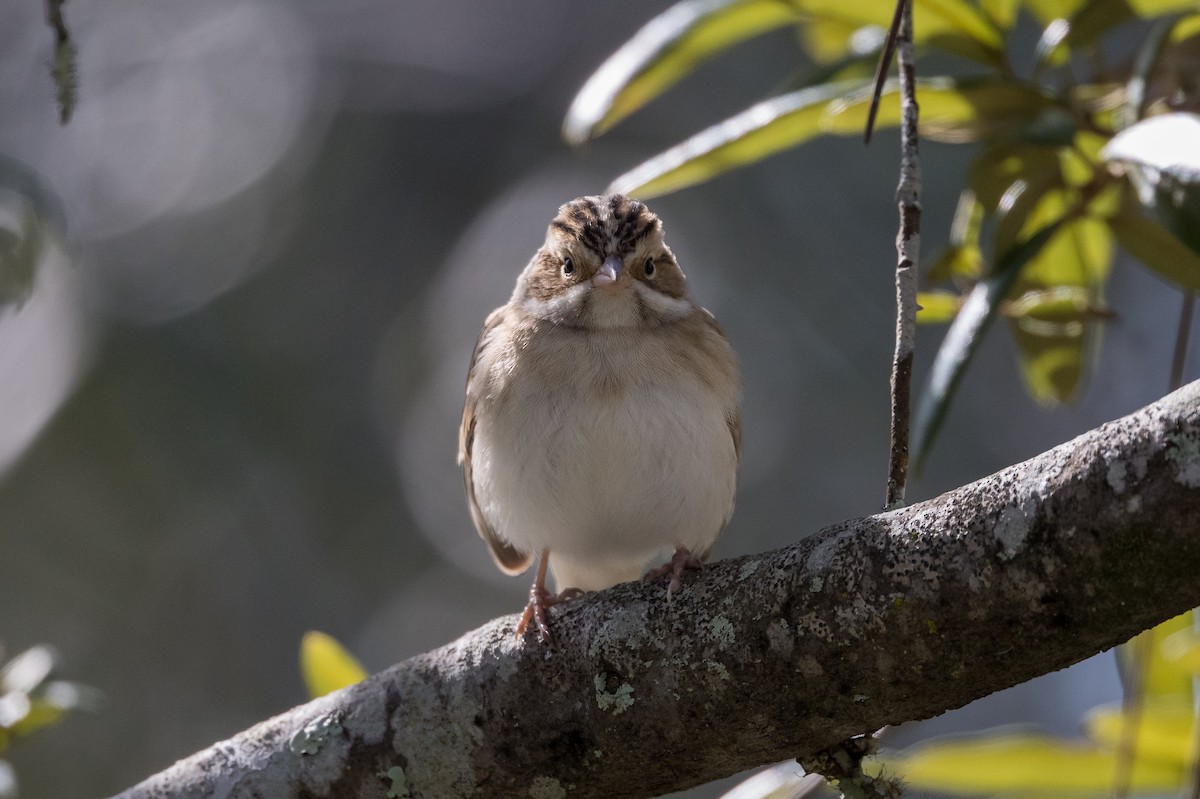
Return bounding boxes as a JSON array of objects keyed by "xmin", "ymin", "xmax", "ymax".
[
  {"xmin": 113, "ymin": 382, "xmax": 1200, "ymax": 799},
  {"xmin": 886, "ymin": 0, "xmax": 920, "ymax": 510}
]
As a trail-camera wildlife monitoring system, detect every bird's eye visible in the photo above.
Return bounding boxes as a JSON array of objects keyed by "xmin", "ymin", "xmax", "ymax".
[
  {"xmin": 562, "ymin": 257, "xmax": 574, "ymax": 276},
  {"xmin": 644, "ymin": 258, "xmax": 655, "ymax": 277}
]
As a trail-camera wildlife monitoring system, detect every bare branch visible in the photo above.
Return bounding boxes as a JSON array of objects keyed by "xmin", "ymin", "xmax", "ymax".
[
  {"xmin": 886, "ymin": 0, "xmax": 921, "ymax": 510},
  {"xmin": 112, "ymin": 382, "xmax": 1200, "ymax": 799}
]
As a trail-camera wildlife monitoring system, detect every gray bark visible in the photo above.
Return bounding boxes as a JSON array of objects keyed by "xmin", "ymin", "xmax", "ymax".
[{"xmin": 113, "ymin": 382, "xmax": 1200, "ymax": 799}]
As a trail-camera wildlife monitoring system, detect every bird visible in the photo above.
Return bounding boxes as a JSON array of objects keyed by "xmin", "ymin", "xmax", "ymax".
[{"xmin": 458, "ymin": 193, "xmax": 741, "ymax": 641}]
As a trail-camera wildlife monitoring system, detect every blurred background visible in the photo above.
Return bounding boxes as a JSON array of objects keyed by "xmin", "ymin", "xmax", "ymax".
[{"xmin": 0, "ymin": 0, "xmax": 1192, "ymax": 796}]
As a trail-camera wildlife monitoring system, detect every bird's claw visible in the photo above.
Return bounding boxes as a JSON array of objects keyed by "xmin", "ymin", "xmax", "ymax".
[
  {"xmin": 515, "ymin": 585, "xmax": 583, "ymax": 642},
  {"xmin": 643, "ymin": 547, "xmax": 704, "ymax": 604}
]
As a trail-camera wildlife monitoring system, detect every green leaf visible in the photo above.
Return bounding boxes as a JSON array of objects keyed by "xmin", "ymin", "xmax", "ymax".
[
  {"xmin": 879, "ymin": 733, "xmax": 1184, "ymax": 794},
  {"xmin": 822, "ymin": 77, "xmax": 1055, "ymax": 143},
  {"xmin": 610, "ymin": 80, "xmax": 860, "ymax": 197},
  {"xmin": 1005, "ymin": 185, "xmax": 1114, "ymax": 405},
  {"xmin": 1128, "ymin": 0, "xmax": 1200, "ymax": 14},
  {"xmin": 968, "ymin": 143, "xmax": 1062, "ymax": 212},
  {"xmin": 563, "ymin": 0, "xmax": 802, "ymax": 145},
  {"xmin": 926, "ymin": 245, "xmax": 983, "ymax": 284},
  {"xmin": 913, "ymin": 220, "xmax": 1064, "ymax": 470},
  {"xmin": 1104, "ymin": 112, "xmax": 1200, "ymax": 255},
  {"xmin": 917, "ymin": 291, "xmax": 963, "ymax": 323},
  {"xmin": 300, "ymin": 631, "xmax": 368, "ymax": 699},
  {"xmin": 1024, "ymin": 0, "xmax": 1089, "ymax": 24},
  {"xmin": 1085, "ymin": 698, "xmax": 1195, "ymax": 767},
  {"xmin": 1110, "ymin": 206, "xmax": 1200, "ymax": 290},
  {"xmin": 564, "ymin": 0, "xmax": 1007, "ymax": 144},
  {"xmin": 1120, "ymin": 612, "xmax": 1196, "ymax": 700},
  {"xmin": 980, "ymin": 0, "xmax": 1020, "ymax": 27},
  {"xmin": 797, "ymin": 0, "xmax": 1007, "ymax": 64},
  {"xmin": 612, "ymin": 77, "xmax": 1052, "ymax": 197}
]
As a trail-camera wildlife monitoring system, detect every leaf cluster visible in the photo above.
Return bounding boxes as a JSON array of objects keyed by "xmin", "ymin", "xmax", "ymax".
[{"xmin": 564, "ymin": 0, "xmax": 1200, "ymax": 466}]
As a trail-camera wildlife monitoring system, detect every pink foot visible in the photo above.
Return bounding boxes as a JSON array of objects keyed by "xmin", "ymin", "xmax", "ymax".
[
  {"xmin": 643, "ymin": 546, "xmax": 704, "ymax": 603},
  {"xmin": 514, "ymin": 550, "xmax": 583, "ymax": 642}
]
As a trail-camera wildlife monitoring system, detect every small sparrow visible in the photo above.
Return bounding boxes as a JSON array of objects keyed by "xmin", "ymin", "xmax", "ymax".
[{"xmin": 458, "ymin": 194, "xmax": 741, "ymax": 640}]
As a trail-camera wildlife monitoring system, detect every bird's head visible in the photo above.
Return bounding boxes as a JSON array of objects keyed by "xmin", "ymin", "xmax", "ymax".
[{"xmin": 514, "ymin": 194, "xmax": 693, "ymax": 329}]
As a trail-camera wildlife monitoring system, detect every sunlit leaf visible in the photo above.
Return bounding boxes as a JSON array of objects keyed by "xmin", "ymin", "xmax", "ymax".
[
  {"xmin": 565, "ymin": 0, "xmax": 1008, "ymax": 144},
  {"xmin": 880, "ymin": 733, "xmax": 1185, "ymax": 793},
  {"xmin": 968, "ymin": 143, "xmax": 1062, "ymax": 211},
  {"xmin": 1160, "ymin": 626, "xmax": 1200, "ymax": 673},
  {"xmin": 980, "ymin": 0, "xmax": 1020, "ymax": 28},
  {"xmin": 770, "ymin": 0, "xmax": 1009, "ymax": 64},
  {"xmin": 1024, "ymin": 0, "xmax": 1089, "ymax": 24},
  {"xmin": 1037, "ymin": 0, "xmax": 1197, "ymax": 71},
  {"xmin": 822, "ymin": 77, "xmax": 1054, "ymax": 143},
  {"xmin": 1124, "ymin": 612, "xmax": 1196, "ymax": 699},
  {"xmin": 0, "ymin": 646, "xmax": 54, "ymax": 695},
  {"xmin": 300, "ymin": 631, "xmax": 368, "ymax": 699},
  {"xmin": 1104, "ymin": 112, "xmax": 1200, "ymax": 175},
  {"xmin": 610, "ymin": 80, "xmax": 861, "ymax": 197},
  {"xmin": 913, "ymin": 220, "xmax": 1065, "ymax": 469},
  {"xmin": 564, "ymin": 0, "xmax": 803, "ymax": 144},
  {"xmin": 1084, "ymin": 699, "xmax": 1197, "ymax": 767},
  {"xmin": 926, "ymin": 244, "xmax": 984, "ymax": 284},
  {"xmin": 1129, "ymin": 0, "xmax": 1200, "ymax": 15},
  {"xmin": 1005, "ymin": 185, "xmax": 1113, "ymax": 405},
  {"xmin": 1171, "ymin": 12, "xmax": 1200, "ymax": 41},
  {"xmin": 613, "ymin": 78, "xmax": 1052, "ymax": 197},
  {"xmin": 1110, "ymin": 206, "xmax": 1200, "ymax": 290},
  {"xmin": 800, "ymin": 16, "xmax": 870, "ymax": 63},
  {"xmin": 917, "ymin": 291, "xmax": 963, "ymax": 323}
]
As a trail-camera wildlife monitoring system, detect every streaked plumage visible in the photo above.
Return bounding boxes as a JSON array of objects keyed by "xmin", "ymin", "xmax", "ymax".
[{"xmin": 458, "ymin": 194, "xmax": 740, "ymax": 638}]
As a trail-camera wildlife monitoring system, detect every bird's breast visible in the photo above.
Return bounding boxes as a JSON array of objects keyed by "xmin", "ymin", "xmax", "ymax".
[{"xmin": 471, "ymin": 326, "xmax": 737, "ymax": 564}]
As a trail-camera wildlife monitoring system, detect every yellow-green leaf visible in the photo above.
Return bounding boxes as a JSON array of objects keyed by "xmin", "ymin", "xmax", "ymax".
[
  {"xmin": 1161, "ymin": 626, "xmax": 1200, "ymax": 673},
  {"xmin": 300, "ymin": 631, "xmax": 368, "ymax": 699},
  {"xmin": 1024, "ymin": 0, "xmax": 1088, "ymax": 24},
  {"xmin": 564, "ymin": 0, "xmax": 802, "ymax": 144},
  {"xmin": 917, "ymin": 291, "xmax": 963, "ymax": 322},
  {"xmin": 1171, "ymin": 12, "xmax": 1200, "ymax": 41},
  {"xmin": 879, "ymin": 734, "xmax": 1185, "ymax": 793},
  {"xmin": 1006, "ymin": 189, "xmax": 1113, "ymax": 405},
  {"xmin": 800, "ymin": 16, "xmax": 867, "ymax": 63},
  {"xmin": 1125, "ymin": 612, "xmax": 1197, "ymax": 699},
  {"xmin": 981, "ymin": 0, "xmax": 1021, "ymax": 27},
  {"xmin": 1110, "ymin": 206, "xmax": 1200, "ymax": 291},
  {"xmin": 799, "ymin": 0, "xmax": 1006, "ymax": 62},
  {"xmin": 1084, "ymin": 699, "xmax": 1197, "ymax": 767},
  {"xmin": 913, "ymin": 219, "xmax": 1065, "ymax": 469},
  {"xmin": 926, "ymin": 244, "xmax": 984, "ymax": 284},
  {"xmin": 610, "ymin": 80, "xmax": 860, "ymax": 197},
  {"xmin": 613, "ymin": 78, "xmax": 1052, "ymax": 198},
  {"xmin": 968, "ymin": 143, "xmax": 1062, "ymax": 211},
  {"xmin": 823, "ymin": 77, "xmax": 1054, "ymax": 143},
  {"xmin": 1130, "ymin": 0, "xmax": 1200, "ymax": 15}
]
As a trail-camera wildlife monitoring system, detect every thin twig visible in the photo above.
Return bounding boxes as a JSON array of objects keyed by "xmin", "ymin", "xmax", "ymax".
[
  {"xmin": 864, "ymin": 0, "xmax": 908, "ymax": 144},
  {"xmin": 44, "ymin": 0, "xmax": 69, "ymax": 43},
  {"xmin": 885, "ymin": 0, "xmax": 920, "ymax": 510},
  {"xmin": 44, "ymin": 0, "xmax": 77, "ymax": 124}
]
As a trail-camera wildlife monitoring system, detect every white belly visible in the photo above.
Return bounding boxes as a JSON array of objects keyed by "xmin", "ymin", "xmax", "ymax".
[{"xmin": 471, "ymin": 350, "xmax": 737, "ymax": 591}]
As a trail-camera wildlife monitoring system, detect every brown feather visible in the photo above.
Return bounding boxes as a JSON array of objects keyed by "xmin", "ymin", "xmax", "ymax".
[{"xmin": 458, "ymin": 310, "xmax": 533, "ymax": 575}]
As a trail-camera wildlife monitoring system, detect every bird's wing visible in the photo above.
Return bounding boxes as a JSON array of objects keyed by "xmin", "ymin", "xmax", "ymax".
[{"xmin": 458, "ymin": 309, "xmax": 533, "ymax": 575}]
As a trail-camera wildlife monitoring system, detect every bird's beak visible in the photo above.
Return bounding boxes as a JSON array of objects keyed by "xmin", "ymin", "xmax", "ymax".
[{"xmin": 594, "ymin": 255, "xmax": 621, "ymax": 286}]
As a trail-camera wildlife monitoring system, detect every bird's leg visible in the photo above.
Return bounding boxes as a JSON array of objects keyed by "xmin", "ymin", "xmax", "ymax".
[
  {"xmin": 515, "ymin": 550, "xmax": 584, "ymax": 642},
  {"xmin": 643, "ymin": 546, "xmax": 704, "ymax": 603}
]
